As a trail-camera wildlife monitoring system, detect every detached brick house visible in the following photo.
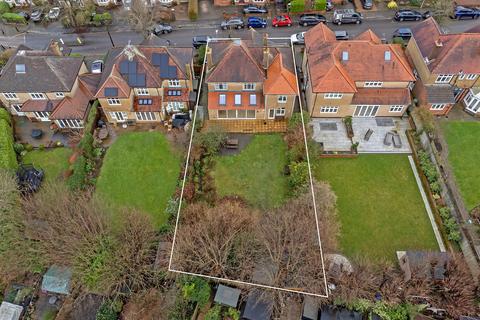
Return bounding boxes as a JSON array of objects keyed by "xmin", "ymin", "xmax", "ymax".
[
  {"xmin": 96, "ymin": 45, "xmax": 194, "ymax": 125},
  {"xmin": 0, "ymin": 47, "xmax": 99, "ymax": 129},
  {"xmin": 205, "ymin": 39, "xmax": 297, "ymax": 131},
  {"xmin": 407, "ymin": 18, "xmax": 480, "ymax": 116},
  {"xmin": 302, "ymin": 24, "xmax": 415, "ymax": 118}
]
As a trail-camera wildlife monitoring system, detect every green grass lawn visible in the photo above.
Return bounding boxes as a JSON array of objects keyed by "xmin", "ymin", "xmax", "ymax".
[
  {"xmin": 314, "ymin": 155, "xmax": 438, "ymax": 262},
  {"xmin": 22, "ymin": 148, "xmax": 71, "ymax": 183},
  {"xmin": 96, "ymin": 132, "xmax": 181, "ymax": 228},
  {"xmin": 441, "ymin": 121, "xmax": 480, "ymax": 211},
  {"xmin": 213, "ymin": 134, "xmax": 289, "ymax": 210}
]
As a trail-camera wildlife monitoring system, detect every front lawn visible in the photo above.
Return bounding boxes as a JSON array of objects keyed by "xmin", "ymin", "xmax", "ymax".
[
  {"xmin": 213, "ymin": 134, "xmax": 289, "ymax": 209},
  {"xmin": 315, "ymin": 155, "xmax": 438, "ymax": 262},
  {"xmin": 441, "ymin": 121, "xmax": 480, "ymax": 211},
  {"xmin": 22, "ymin": 148, "xmax": 71, "ymax": 184},
  {"xmin": 96, "ymin": 132, "xmax": 181, "ymax": 228}
]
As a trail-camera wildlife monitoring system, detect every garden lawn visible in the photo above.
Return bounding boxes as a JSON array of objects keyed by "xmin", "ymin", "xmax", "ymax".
[
  {"xmin": 441, "ymin": 121, "xmax": 480, "ymax": 211},
  {"xmin": 314, "ymin": 155, "xmax": 438, "ymax": 262},
  {"xmin": 22, "ymin": 148, "xmax": 71, "ymax": 183},
  {"xmin": 96, "ymin": 132, "xmax": 181, "ymax": 228},
  {"xmin": 213, "ymin": 134, "xmax": 289, "ymax": 210}
]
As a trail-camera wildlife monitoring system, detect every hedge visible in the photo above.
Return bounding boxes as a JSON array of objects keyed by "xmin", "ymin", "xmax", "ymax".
[
  {"xmin": 0, "ymin": 114, "xmax": 17, "ymax": 169},
  {"xmin": 92, "ymin": 12, "xmax": 112, "ymax": 26},
  {"xmin": 0, "ymin": 108, "xmax": 11, "ymax": 125},
  {"xmin": 0, "ymin": 1, "xmax": 10, "ymax": 15},
  {"xmin": 313, "ymin": 0, "xmax": 326, "ymax": 11},
  {"xmin": 289, "ymin": 0, "xmax": 305, "ymax": 13},
  {"xmin": 2, "ymin": 12, "xmax": 26, "ymax": 24},
  {"xmin": 188, "ymin": 0, "xmax": 198, "ymax": 20}
]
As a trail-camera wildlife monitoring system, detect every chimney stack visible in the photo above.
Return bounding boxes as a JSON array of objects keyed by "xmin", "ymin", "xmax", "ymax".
[
  {"xmin": 263, "ymin": 33, "xmax": 270, "ymax": 70},
  {"xmin": 206, "ymin": 46, "xmax": 213, "ymax": 68}
]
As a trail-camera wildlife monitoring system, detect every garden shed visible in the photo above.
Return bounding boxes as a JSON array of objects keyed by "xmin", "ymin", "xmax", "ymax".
[
  {"xmin": 241, "ymin": 290, "xmax": 273, "ymax": 320},
  {"xmin": 214, "ymin": 284, "xmax": 241, "ymax": 308},
  {"xmin": 0, "ymin": 302, "xmax": 23, "ymax": 320},
  {"xmin": 41, "ymin": 265, "xmax": 72, "ymax": 295}
]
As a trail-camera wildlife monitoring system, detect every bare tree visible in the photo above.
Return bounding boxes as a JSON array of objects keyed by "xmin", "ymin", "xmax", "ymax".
[{"xmin": 125, "ymin": 0, "xmax": 155, "ymax": 39}]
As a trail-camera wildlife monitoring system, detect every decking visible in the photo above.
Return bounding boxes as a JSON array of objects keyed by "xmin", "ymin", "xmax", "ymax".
[{"xmin": 204, "ymin": 119, "xmax": 287, "ymax": 133}]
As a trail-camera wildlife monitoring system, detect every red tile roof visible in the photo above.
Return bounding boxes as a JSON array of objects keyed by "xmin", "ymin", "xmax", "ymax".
[
  {"xmin": 351, "ymin": 88, "xmax": 411, "ymax": 105},
  {"xmin": 208, "ymin": 92, "xmax": 264, "ymax": 109},
  {"xmin": 49, "ymin": 80, "xmax": 93, "ymax": 120},
  {"xmin": 21, "ymin": 99, "xmax": 61, "ymax": 112},
  {"xmin": 264, "ymin": 54, "xmax": 297, "ymax": 95},
  {"xmin": 355, "ymin": 29, "xmax": 382, "ymax": 44}
]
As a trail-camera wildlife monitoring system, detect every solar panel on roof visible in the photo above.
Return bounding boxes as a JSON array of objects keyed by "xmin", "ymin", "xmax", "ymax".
[
  {"xmin": 104, "ymin": 87, "xmax": 118, "ymax": 97},
  {"xmin": 167, "ymin": 66, "xmax": 177, "ymax": 79},
  {"xmin": 128, "ymin": 61, "xmax": 137, "ymax": 74},
  {"xmin": 127, "ymin": 73, "xmax": 146, "ymax": 87},
  {"xmin": 159, "ymin": 54, "xmax": 169, "ymax": 68},
  {"xmin": 119, "ymin": 60, "xmax": 129, "ymax": 74},
  {"xmin": 152, "ymin": 53, "xmax": 161, "ymax": 66}
]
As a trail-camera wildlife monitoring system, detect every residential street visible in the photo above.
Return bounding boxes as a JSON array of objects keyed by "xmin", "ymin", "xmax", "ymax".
[{"xmin": 0, "ymin": 15, "xmax": 478, "ymax": 54}]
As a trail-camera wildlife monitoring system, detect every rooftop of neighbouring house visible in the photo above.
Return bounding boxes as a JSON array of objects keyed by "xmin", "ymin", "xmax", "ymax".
[
  {"xmin": 96, "ymin": 45, "xmax": 194, "ymax": 99},
  {"xmin": 304, "ymin": 24, "xmax": 415, "ymax": 93},
  {"xmin": 410, "ymin": 17, "xmax": 480, "ymax": 75}
]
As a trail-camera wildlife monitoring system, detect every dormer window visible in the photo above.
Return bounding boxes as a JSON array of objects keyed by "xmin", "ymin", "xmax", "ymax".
[
  {"xmin": 435, "ymin": 74, "xmax": 453, "ymax": 84},
  {"xmin": 243, "ymin": 83, "xmax": 255, "ymax": 91},
  {"xmin": 364, "ymin": 81, "xmax": 383, "ymax": 88},
  {"xmin": 55, "ymin": 92, "xmax": 65, "ymax": 98},
  {"xmin": 214, "ymin": 83, "xmax": 227, "ymax": 91},
  {"xmin": 168, "ymin": 80, "xmax": 180, "ymax": 87},
  {"xmin": 135, "ymin": 88, "xmax": 149, "ymax": 96},
  {"xmin": 15, "ymin": 64, "xmax": 25, "ymax": 74},
  {"xmin": 29, "ymin": 93, "xmax": 46, "ymax": 100}
]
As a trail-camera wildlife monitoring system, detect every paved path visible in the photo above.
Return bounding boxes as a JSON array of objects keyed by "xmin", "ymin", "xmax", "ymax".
[{"xmin": 408, "ymin": 155, "xmax": 446, "ymax": 252}]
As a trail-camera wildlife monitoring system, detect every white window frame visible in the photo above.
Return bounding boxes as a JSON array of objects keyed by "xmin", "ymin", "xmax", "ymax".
[
  {"xmin": 364, "ymin": 81, "xmax": 383, "ymax": 88},
  {"xmin": 320, "ymin": 106, "xmax": 339, "ymax": 113},
  {"xmin": 11, "ymin": 104, "xmax": 24, "ymax": 116},
  {"xmin": 3, "ymin": 92, "xmax": 18, "ymax": 100},
  {"xmin": 110, "ymin": 111, "xmax": 127, "ymax": 122},
  {"xmin": 55, "ymin": 92, "xmax": 65, "ymax": 98},
  {"xmin": 268, "ymin": 109, "xmax": 275, "ymax": 119},
  {"xmin": 243, "ymin": 83, "xmax": 256, "ymax": 91},
  {"xmin": 217, "ymin": 109, "xmax": 256, "ymax": 119},
  {"xmin": 430, "ymin": 104, "xmax": 446, "ymax": 111},
  {"xmin": 435, "ymin": 74, "xmax": 453, "ymax": 84},
  {"xmin": 278, "ymin": 95, "xmax": 287, "ymax": 103},
  {"xmin": 249, "ymin": 94, "xmax": 256, "ymax": 106},
  {"xmin": 275, "ymin": 108, "xmax": 286, "ymax": 116},
  {"xmin": 464, "ymin": 93, "xmax": 480, "ymax": 113},
  {"xmin": 219, "ymin": 94, "xmax": 226, "ymax": 106},
  {"xmin": 107, "ymin": 98, "xmax": 121, "ymax": 105},
  {"xmin": 324, "ymin": 93, "xmax": 343, "ymax": 99},
  {"xmin": 389, "ymin": 105, "xmax": 403, "ymax": 112},
  {"xmin": 168, "ymin": 80, "xmax": 181, "ymax": 88},
  {"xmin": 135, "ymin": 88, "xmax": 149, "ymax": 96},
  {"xmin": 135, "ymin": 112, "xmax": 157, "ymax": 121},
  {"xmin": 29, "ymin": 92, "xmax": 46, "ymax": 100},
  {"xmin": 465, "ymin": 74, "xmax": 477, "ymax": 80},
  {"xmin": 56, "ymin": 119, "xmax": 83, "ymax": 129},
  {"xmin": 234, "ymin": 94, "xmax": 241, "ymax": 105},
  {"xmin": 214, "ymin": 83, "xmax": 228, "ymax": 91},
  {"xmin": 166, "ymin": 102, "xmax": 184, "ymax": 113},
  {"xmin": 34, "ymin": 111, "xmax": 50, "ymax": 121}
]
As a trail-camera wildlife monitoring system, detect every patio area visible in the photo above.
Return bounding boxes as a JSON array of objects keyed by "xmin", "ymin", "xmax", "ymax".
[
  {"xmin": 311, "ymin": 117, "xmax": 412, "ymax": 153},
  {"xmin": 352, "ymin": 118, "xmax": 411, "ymax": 153},
  {"xmin": 13, "ymin": 117, "xmax": 70, "ymax": 147}
]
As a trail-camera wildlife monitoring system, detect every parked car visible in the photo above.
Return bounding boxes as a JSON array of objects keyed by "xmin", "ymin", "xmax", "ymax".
[
  {"xmin": 394, "ymin": 9, "xmax": 430, "ymax": 21},
  {"xmin": 272, "ymin": 15, "xmax": 292, "ymax": 27},
  {"xmin": 153, "ymin": 23, "xmax": 173, "ymax": 35},
  {"xmin": 47, "ymin": 7, "xmax": 60, "ymax": 20},
  {"xmin": 243, "ymin": 5, "xmax": 268, "ymax": 14},
  {"xmin": 299, "ymin": 13, "xmax": 326, "ymax": 26},
  {"xmin": 332, "ymin": 9, "xmax": 362, "ymax": 25},
  {"xmin": 18, "ymin": 11, "xmax": 30, "ymax": 21},
  {"xmin": 192, "ymin": 35, "xmax": 211, "ymax": 48},
  {"xmin": 326, "ymin": 0, "xmax": 333, "ymax": 11},
  {"xmin": 91, "ymin": 60, "xmax": 103, "ymax": 74},
  {"xmin": 291, "ymin": 32, "xmax": 305, "ymax": 45},
  {"xmin": 450, "ymin": 6, "xmax": 480, "ymax": 19},
  {"xmin": 361, "ymin": 0, "xmax": 373, "ymax": 9},
  {"xmin": 247, "ymin": 16, "xmax": 267, "ymax": 28},
  {"xmin": 335, "ymin": 30, "xmax": 349, "ymax": 40},
  {"xmin": 392, "ymin": 27, "xmax": 412, "ymax": 40},
  {"xmin": 30, "ymin": 9, "xmax": 43, "ymax": 22},
  {"xmin": 221, "ymin": 18, "xmax": 244, "ymax": 30}
]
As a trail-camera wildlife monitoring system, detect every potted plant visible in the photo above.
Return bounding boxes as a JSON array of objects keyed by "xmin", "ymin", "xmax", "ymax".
[{"xmin": 343, "ymin": 116, "xmax": 354, "ymax": 138}]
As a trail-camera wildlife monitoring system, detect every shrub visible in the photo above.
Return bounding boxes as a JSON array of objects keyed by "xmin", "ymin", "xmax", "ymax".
[
  {"xmin": 0, "ymin": 108, "xmax": 10, "ymax": 125},
  {"xmin": 289, "ymin": 0, "xmax": 305, "ymax": 12},
  {"xmin": 224, "ymin": 308, "xmax": 240, "ymax": 320},
  {"xmin": 288, "ymin": 112, "xmax": 310, "ymax": 130},
  {"xmin": 2, "ymin": 13, "xmax": 26, "ymax": 24},
  {"xmin": 92, "ymin": 12, "xmax": 112, "ymax": 26},
  {"xmin": 96, "ymin": 300, "xmax": 122, "ymax": 320},
  {"xmin": 205, "ymin": 305, "xmax": 221, "ymax": 320},
  {"xmin": 430, "ymin": 181, "xmax": 441, "ymax": 195},
  {"xmin": 0, "ymin": 2, "xmax": 10, "ymax": 15},
  {"xmin": 392, "ymin": 37, "xmax": 405, "ymax": 46},
  {"xmin": 413, "ymin": 107, "xmax": 435, "ymax": 135},
  {"xmin": 0, "ymin": 118, "xmax": 17, "ymax": 169},
  {"xmin": 188, "ymin": 0, "xmax": 198, "ymax": 21},
  {"xmin": 439, "ymin": 207, "xmax": 450, "ymax": 220},
  {"xmin": 24, "ymin": 143, "xmax": 33, "ymax": 152},
  {"xmin": 80, "ymin": 132, "xmax": 94, "ymax": 159},
  {"xmin": 194, "ymin": 128, "xmax": 226, "ymax": 156},
  {"xmin": 196, "ymin": 45, "xmax": 206, "ymax": 65},
  {"xmin": 179, "ymin": 276, "xmax": 211, "ymax": 308},
  {"xmin": 85, "ymin": 101, "xmax": 99, "ymax": 133},
  {"xmin": 288, "ymin": 161, "xmax": 309, "ymax": 195},
  {"xmin": 313, "ymin": 0, "xmax": 326, "ymax": 10},
  {"xmin": 67, "ymin": 155, "xmax": 87, "ymax": 190},
  {"xmin": 13, "ymin": 143, "xmax": 24, "ymax": 155}
]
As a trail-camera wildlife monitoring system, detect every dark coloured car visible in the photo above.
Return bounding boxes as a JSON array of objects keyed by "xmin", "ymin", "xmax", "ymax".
[
  {"xmin": 335, "ymin": 30, "xmax": 349, "ymax": 40},
  {"xmin": 394, "ymin": 9, "xmax": 430, "ymax": 21},
  {"xmin": 153, "ymin": 23, "xmax": 173, "ymax": 35},
  {"xmin": 243, "ymin": 5, "xmax": 268, "ymax": 14},
  {"xmin": 392, "ymin": 27, "xmax": 412, "ymax": 40},
  {"xmin": 247, "ymin": 16, "xmax": 267, "ymax": 28},
  {"xmin": 361, "ymin": 0, "xmax": 373, "ymax": 10},
  {"xmin": 192, "ymin": 35, "xmax": 211, "ymax": 48},
  {"xmin": 299, "ymin": 13, "xmax": 326, "ymax": 26},
  {"xmin": 221, "ymin": 18, "xmax": 245, "ymax": 30},
  {"xmin": 450, "ymin": 6, "xmax": 480, "ymax": 19},
  {"xmin": 30, "ymin": 8, "xmax": 43, "ymax": 22},
  {"xmin": 332, "ymin": 9, "xmax": 362, "ymax": 25}
]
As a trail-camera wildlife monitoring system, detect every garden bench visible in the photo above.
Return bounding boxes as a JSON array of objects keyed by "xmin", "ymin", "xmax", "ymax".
[
  {"xmin": 226, "ymin": 138, "xmax": 239, "ymax": 149},
  {"xmin": 384, "ymin": 132, "xmax": 393, "ymax": 146},
  {"xmin": 364, "ymin": 129, "xmax": 373, "ymax": 141},
  {"xmin": 392, "ymin": 132, "xmax": 402, "ymax": 148}
]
